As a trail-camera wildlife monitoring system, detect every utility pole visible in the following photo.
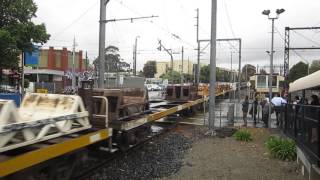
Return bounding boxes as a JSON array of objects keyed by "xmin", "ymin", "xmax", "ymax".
[
  {"xmin": 98, "ymin": 0, "xmax": 157, "ymax": 88},
  {"xmin": 198, "ymin": 38, "xmax": 242, "ymax": 102},
  {"xmin": 85, "ymin": 51, "xmax": 88, "ymax": 71},
  {"xmin": 133, "ymin": 36, "xmax": 139, "ymax": 76},
  {"xmin": 157, "ymin": 40, "xmax": 174, "ymax": 84},
  {"xmin": 188, "ymin": 57, "xmax": 190, "ymax": 79},
  {"xmin": 181, "ymin": 46, "xmax": 184, "ymax": 84},
  {"xmin": 208, "ymin": 0, "xmax": 217, "ymax": 130},
  {"xmin": 21, "ymin": 53, "xmax": 25, "ymax": 98},
  {"xmin": 72, "ymin": 37, "xmax": 76, "ymax": 90},
  {"xmin": 238, "ymin": 39, "xmax": 242, "ymax": 102},
  {"xmin": 230, "ymin": 51, "xmax": 233, "ymax": 82},
  {"xmin": 195, "ymin": 8, "xmax": 200, "ymax": 84},
  {"xmin": 98, "ymin": 0, "xmax": 109, "ymax": 88}
]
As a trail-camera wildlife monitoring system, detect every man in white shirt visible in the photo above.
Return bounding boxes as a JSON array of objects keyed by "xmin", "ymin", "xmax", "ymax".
[{"xmin": 271, "ymin": 94, "xmax": 287, "ymax": 126}]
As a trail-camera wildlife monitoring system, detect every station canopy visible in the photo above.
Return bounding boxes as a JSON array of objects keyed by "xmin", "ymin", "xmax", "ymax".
[{"xmin": 289, "ymin": 70, "xmax": 320, "ymax": 92}]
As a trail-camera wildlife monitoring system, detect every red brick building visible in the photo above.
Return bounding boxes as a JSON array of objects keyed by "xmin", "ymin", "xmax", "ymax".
[{"xmin": 24, "ymin": 47, "xmax": 88, "ymax": 93}]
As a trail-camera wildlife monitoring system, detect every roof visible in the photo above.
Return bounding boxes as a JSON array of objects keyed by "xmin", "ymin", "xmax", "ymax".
[{"xmin": 289, "ymin": 70, "xmax": 320, "ymax": 92}]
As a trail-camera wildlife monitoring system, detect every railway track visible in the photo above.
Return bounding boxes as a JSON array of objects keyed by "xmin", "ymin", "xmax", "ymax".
[{"xmin": 73, "ymin": 119, "xmax": 180, "ymax": 180}]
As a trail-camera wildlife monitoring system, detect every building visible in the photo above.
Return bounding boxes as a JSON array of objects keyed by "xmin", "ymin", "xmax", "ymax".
[
  {"xmin": 24, "ymin": 47, "xmax": 88, "ymax": 93},
  {"xmin": 155, "ymin": 60, "xmax": 194, "ymax": 78}
]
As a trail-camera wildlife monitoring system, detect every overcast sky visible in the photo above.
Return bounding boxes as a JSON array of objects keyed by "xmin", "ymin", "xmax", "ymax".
[{"xmin": 33, "ymin": 0, "xmax": 320, "ymax": 71}]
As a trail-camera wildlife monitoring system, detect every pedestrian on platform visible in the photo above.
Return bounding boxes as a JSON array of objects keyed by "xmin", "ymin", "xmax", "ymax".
[
  {"xmin": 242, "ymin": 95, "xmax": 249, "ymax": 127},
  {"xmin": 262, "ymin": 98, "xmax": 270, "ymax": 128},
  {"xmin": 250, "ymin": 97, "xmax": 258, "ymax": 126},
  {"xmin": 310, "ymin": 95, "xmax": 319, "ymax": 105},
  {"xmin": 271, "ymin": 94, "xmax": 287, "ymax": 126}
]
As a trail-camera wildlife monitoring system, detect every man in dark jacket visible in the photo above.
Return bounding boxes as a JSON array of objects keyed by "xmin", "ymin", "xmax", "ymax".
[{"xmin": 242, "ymin": 95, "xmax": 249, "ymax": 127}]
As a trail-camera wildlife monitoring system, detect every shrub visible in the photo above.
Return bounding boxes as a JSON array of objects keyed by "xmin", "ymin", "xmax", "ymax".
[
  {"xmin": 233, "ymin": 129, "xmax": 253, "ymax": 142},
  {"xmin": 265, "ymin": 136, "xmax": 296, "ymax": 161}
]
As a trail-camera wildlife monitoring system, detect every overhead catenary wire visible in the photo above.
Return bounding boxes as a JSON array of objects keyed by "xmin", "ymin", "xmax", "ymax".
[
  {"xmin": 274, "ymin": 26, "xmax": 310, "ymax": 63},
  {"xmin": 114, "ymin": 0, "xmax": 196, "ymax": 49},
  {"xmin": 291, "ymin": 30, "xmax": 320, "ymax": 47},
  {"xmin": 50, "ymin": 0, "xmax": 100, "ymax": 41}
]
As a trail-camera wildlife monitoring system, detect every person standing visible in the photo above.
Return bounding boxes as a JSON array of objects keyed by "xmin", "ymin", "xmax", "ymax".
[
  {"xmin": 242, "ymin": 95, "xmax": 249, "ymax": 127},
  {"xmin": 262, "ymin": 98, "xmax": 270, "ymax": 128},
  {"xmin": 251, "ymin": 97, "xmax": 258, "ymax": 126},
  {"xmin": 271, "ymin": 94, "xmax": 287, "ymax": 126}
]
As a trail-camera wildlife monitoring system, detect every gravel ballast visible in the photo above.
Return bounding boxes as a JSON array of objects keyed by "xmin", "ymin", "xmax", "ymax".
[{"xmin": 88, "ymin": 130, "xmax": 192, "ymax": 180}]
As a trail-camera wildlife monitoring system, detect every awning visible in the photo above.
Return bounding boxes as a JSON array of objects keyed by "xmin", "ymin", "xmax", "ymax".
[{"xmin": 289, "ymin": 70, "xmax": 320, "ymax": 92}]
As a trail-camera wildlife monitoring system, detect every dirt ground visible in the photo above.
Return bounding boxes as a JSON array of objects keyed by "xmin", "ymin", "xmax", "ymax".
[{"xmin": 159, "ymin": 126, "xmax": 304, "ymax": 180}]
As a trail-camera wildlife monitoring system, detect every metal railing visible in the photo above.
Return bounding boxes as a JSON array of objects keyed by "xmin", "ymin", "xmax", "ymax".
[{"xmin": 281, "ymin": 104, "xmax": 320, "ymax": 166}]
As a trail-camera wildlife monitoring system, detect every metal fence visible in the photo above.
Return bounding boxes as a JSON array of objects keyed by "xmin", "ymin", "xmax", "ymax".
[{"xmin": 281, "ymin": 104, "xmax": 320, "ymax": 166}]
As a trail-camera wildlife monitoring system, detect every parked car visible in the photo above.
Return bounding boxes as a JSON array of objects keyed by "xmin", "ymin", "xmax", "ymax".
[{"xmin": 145, "ymin": 84, "xmax": 161, "ymax": 91}]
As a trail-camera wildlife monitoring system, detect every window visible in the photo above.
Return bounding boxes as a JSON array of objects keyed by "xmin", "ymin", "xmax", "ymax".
[{"xmin": 257, "ymin": 75, "xmax": 267, "ymax": 88}]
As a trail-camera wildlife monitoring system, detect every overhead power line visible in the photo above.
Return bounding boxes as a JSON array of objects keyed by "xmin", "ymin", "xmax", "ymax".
[
  {"xmin": 51, "ymin": 0, "xmax": 99, "ymax": 40},
  {"xmin": 292, "ymin": 30, "xmax": 320, "ymax": 47},
  {"xmin": 114, "ymin": 0, "xmax": 196, "ymax": 48}
]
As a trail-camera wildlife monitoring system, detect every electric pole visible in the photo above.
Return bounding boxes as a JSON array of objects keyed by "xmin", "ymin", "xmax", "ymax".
[
  {"xmin": 157, "ymin": 40, "xmax": 174, "ymax": 84},
  {"xmin": 98, "ymin": 0, "xmax": 157, "ymax": 88},
  {"xmin": 195, "ymin": 8, "xmax": 200, "ymax": 84},
  {"xmin": 181, "ymin": 46, "xmax": 184, "ymax": 84},
  {"xmin": 85, "ymin": 51, "xmax": 88, "ymax": 71},
  {"xmin": 209, "ymin": 0, "xmax": 217, "ymax": 130},
  {"xmin": 98, "ymin": 0, "xmax": 109, "ymax": 88},
  {"xmin": 133, "ymin": 36, "xmax": 139, "ymax": 76},
  {"xmin": 72, "ymin": 37, "xmax": 76, "ymax": 90}
]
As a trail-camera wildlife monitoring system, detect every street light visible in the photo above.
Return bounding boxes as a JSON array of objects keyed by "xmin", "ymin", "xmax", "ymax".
[{"xmin": 262, "ymin": 8, "xmax": 285, "ymax": 127}]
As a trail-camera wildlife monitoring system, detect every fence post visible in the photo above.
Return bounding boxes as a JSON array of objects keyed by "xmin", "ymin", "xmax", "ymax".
[{"xmin": 318, "ymin": 110, "xmax": 320, "ymax": 167}]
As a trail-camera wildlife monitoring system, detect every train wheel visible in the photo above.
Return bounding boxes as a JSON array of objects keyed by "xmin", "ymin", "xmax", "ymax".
[{"xmin": 7, "ymin": 152, "xmax": 81, "ymax": 180}]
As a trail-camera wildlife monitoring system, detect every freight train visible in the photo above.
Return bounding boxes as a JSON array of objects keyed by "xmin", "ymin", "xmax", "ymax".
[{"xmin": 0, "ymin": 82, "xmax": 232, "ymax": 180}]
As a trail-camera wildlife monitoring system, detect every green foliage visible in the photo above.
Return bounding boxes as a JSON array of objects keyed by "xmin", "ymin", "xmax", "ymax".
[
  {"xmin": 265, "ymin": 136, "xmax": 296, "ymax": 161},
  {"xmin": 200, "ymin": 65, "xmax": 210, "ymax": 83},
  {"xmin": 94, "ymin": 46, "xmax": 130, "ymax": 73},
  {"xmin": 0, "ymin": 29, "xmax": 20, "ymax": 68},
  {"xmin": 143, "ymin": 61, "xmax": 157, "ymax": 78},
  {"xmin": 24, "ymin": 79, "xmax": 30, "ymax": 89},
  {"xmin": 233, "ymin": 130, "xmax": 253, "ymax": 142},
  {"xmin": 160, "ymin": 71, "xmax": 181, "ymax": 84},
  {"xmin": 309, "ymin": 60, "xmax": 320, "ymax": 74},
  {"xmin": 0, "ymin": 0, "xmax": 50, "ymax": 69},
  {"xmin": 200, "ymin": 65, "xmax": 233, "ymax": 83},
  {"xmin": 288, "ymin": 61, "xmax": 308, "ymax": 82}
]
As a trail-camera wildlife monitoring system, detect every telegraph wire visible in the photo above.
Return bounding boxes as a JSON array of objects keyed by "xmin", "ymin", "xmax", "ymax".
[{"xmin": 50, "ymin": 0, "xmax": 99, "ymax": 41}]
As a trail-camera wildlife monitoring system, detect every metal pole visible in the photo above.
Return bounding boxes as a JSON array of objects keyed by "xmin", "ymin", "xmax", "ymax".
[
  {"xmin": 134, "ymin": 36, "xmax": 139, "ymax": 76},
  {"xmin": 72, "ymin": 37, "xmax": 76, "ymax": 90},
  {"xmin": 21, "ymin": 52, "xmax": 25, "ymax": 97},
  {"xmin": 181, "ymin": 46, "xmax": 184, "ymax": 84},
  {"xmin": 208, "ymin": 0, "xmax": 217, "ymax": 130},
  {"xmin": 268, "ymin": 18, "xmax": 275, "ymax": 127},
  {"xmin": 98, "ymin": 0, "xmax": 109, "ymax": 88},
  {"xmin": 170, "ymin": 52, "xmax": 173, "ymax": 84},
  {"xmin": 85, "ymin": 51, "xmax": 88, "ymax": 71},
  {"xmin": 230, "ymin": 52, "xmax": 233, "ymax": 102},
  {"xmin": 238, "ymin": 39, "xmax": 242, "ymax": 102},
  {"xmin": 196, "ymin": 8, "xmax": 200, "ymax": 85}
]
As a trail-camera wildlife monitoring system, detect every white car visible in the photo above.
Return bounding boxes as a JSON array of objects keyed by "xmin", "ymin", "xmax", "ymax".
[{"xmin": 145, "ymin": 84, "xmax": 161, "ymax": 91}]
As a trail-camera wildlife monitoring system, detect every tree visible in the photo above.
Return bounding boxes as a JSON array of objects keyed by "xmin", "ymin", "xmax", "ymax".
[
  {"xmin": 160, "ymin": 71, "xmax": 181, "ymax": 84},
  {"xmin": 200, "ymin": 65, "xmax": 232, "ymax": 83},
  {"xmin": 242, "ymin": 64, "xmax": 256, "ymax": 81},
  {"xmin": 309, "ymin": 60, "xmax": 320, "ymax": 74},
  {"xmin": 143, "ymin": 61, "xmax": 157, "ymax": 78},
  {"xmin": 94, "ymin": 46, "xmax": 130, "ymax": 73},
  {"xmin": 0, "ymin": 0, "xmax": 50, "ymax": 69},
  {"xmin": 288, "ymin": 61, "xmax": 308, "ymax": 82}
]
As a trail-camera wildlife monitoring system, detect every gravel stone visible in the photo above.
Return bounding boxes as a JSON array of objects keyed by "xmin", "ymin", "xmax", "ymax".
[{"xmin": 88, "ymin": 131, "xmax": 192, "ymax": 180}]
